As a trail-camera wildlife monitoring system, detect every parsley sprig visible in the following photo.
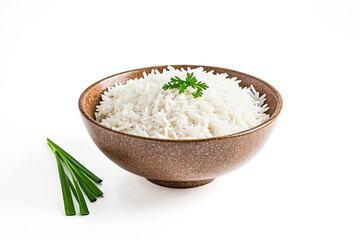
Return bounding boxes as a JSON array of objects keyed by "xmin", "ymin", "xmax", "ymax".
[{"xmin": 162, "ymin": 72, "xmax": 209, "ymax": 98}]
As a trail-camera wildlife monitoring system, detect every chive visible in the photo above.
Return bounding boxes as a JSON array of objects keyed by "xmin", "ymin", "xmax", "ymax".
[
  {"xmin": 54, "ymin": 151, "xmax": 76, "ymax": 216},
  {"xmin": 47, "ymin": 138, "xmax": 102, "ymax": 183},
  {"xmin": 76, "ymin": 172, "xmax": 97, "ymax": 202},
  {"xmin": 66, "ymin": 174, "xmax": 79, "ymax": 203},
  {"xmin": 47, "ymin": 142, "xmax": 56, "ymax": 152},
  {"xmin": 66, "ymin": 159, "xmax": 103, "ymax": 197},
  {"xmin": 59, "ymin": 152, "xmax": 89, "ymax": 215}
]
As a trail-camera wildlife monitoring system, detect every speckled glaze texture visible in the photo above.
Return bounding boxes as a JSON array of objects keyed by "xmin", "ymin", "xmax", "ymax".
[{"xmin": 79, "ymin": 65, "xmax": 283, "ymax": 188}]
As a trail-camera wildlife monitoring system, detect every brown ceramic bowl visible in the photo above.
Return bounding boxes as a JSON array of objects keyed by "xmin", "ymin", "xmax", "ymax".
[{"xmin": 79, "ymin": 65, "xmax": 282, "ymax": 188}]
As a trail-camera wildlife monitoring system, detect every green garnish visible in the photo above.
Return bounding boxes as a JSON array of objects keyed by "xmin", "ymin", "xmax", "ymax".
[
  {"xmin": 47, "ymin": 138, "xmax": 102, "ymax": 183},
  {"xmin": 54, "ymin": 150, "xmax": 76, "ymax": 216},
  {"xmin": 162, "ymin": 72, "xmax": 209, "ymax": 98},
  {"xmin": 47, "ymin": 138, "xmax": 102, "ymax": 215},
  {"xmin": 60, "ymin": 152, "xmax": 89, "ymax": 215},
  {"xmin": 77, "ymin": 175, "xmax": 97, "ymax": 202},
  {"xmin": 66, "ymin": 174, "xmax": 79, "ymax": 203},
  {"xmin": 67, "ymin": 159, "xmax": 103, "ymax": 197}
]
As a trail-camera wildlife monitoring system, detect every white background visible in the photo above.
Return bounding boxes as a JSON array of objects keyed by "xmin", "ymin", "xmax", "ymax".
[{"xmin": 1, "ymin": 0, "xmax": 359, "ymax": 239}]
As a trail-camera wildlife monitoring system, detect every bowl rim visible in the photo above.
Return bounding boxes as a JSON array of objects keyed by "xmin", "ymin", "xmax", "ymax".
[{"xmin": 79, "ymin": 64, "xmax": 283, "ymax": 142}]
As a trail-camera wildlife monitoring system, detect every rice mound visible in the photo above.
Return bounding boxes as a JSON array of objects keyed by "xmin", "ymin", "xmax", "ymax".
[{"xmin": 95, "ymin": 66, "xmax": 269, "ymax": 139}]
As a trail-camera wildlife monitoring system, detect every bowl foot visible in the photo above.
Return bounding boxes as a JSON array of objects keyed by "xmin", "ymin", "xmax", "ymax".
[{"xmin": 146, "ymin": 178, "xmax": 214, "ymax": 188}]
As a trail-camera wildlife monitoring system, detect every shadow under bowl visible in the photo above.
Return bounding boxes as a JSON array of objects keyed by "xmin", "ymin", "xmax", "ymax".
[{"xmin": 79, "ymin": 65, "xmax": 283, "ymax": 188}]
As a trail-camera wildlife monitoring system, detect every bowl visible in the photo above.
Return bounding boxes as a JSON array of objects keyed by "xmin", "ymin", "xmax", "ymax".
[{"xmin": 79, "ymin": 65, "xmax": 282, "ymax": 188}]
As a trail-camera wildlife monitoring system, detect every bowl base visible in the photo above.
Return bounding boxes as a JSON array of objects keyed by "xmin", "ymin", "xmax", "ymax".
[{"xmin": 146, "ymin": 178, "xmax": 214, "ymax": 188}]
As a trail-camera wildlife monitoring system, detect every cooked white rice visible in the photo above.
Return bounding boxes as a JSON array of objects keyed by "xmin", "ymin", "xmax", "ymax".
[{"xmin": 95, "ymin": 66, "xmax": 269, "ymax": 139}]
